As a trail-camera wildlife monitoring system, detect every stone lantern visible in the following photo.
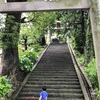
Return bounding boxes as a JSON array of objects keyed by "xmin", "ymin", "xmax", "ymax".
[{"xmin": 54, "ymin": 20, "xmax": 63, "ymax": 30}]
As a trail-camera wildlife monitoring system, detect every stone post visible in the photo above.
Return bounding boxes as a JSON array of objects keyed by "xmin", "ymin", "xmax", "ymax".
[
  {"xmin": 46, "ymin": 27, "xmax": 51, "ymax": 45},
  {"xmin": 90, "ymin": 0, "xmax": 100, "ymax": 89}
]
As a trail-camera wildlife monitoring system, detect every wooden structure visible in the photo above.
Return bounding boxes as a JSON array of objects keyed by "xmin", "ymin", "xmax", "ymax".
[{"xmin": 0, "ymin": 0, "xmax": 100, "ymax": 89}]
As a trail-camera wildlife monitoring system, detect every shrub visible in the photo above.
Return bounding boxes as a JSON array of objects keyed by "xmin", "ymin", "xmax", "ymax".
[
  {"xmin": 19, "ymin": 50, "xmax": 39, "ymax": 72},
  {"xmin": 18, "ymin": 44, "xmax": 23, "ymax": 54},
  {"xmin": 20, "ymin": 50, "xmax": 38, "ymax": 63},
  {"xmin": 84, "ymin": 58, "xmax": 98, "ymax": 89},
  {"xmin": 0, "ymin": 76, "xmax": 12, "ymax": 97},
  {"xmin": 32, "ymin": 44, "xmax": 41, "ymax": 52},
  {"xmin": 77, "ymin": 54, "xmax": 84, "ymax": 65},
  {"xmin": 19, "ymin": 55, "xmax": 33, "ymax": 72},
  {"xmin": 94, "ymin": 89, "xmax": 100, "ymax": 100}
]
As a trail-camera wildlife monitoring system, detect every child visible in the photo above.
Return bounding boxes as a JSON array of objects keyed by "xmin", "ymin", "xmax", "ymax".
[{"xmin": 39, "ymin": 86, "xmax": 48, "ymax": 100}]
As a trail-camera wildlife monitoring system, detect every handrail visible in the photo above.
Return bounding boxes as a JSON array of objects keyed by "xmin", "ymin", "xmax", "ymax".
[{"xmin": 68, "ymin": 41, "xmax": 95, "ymax": 100}]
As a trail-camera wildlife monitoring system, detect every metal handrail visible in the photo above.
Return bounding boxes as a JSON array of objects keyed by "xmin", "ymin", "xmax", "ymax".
[{"xmin": 68, "ymin": 42, "xmax": 95, "ymax": 100}]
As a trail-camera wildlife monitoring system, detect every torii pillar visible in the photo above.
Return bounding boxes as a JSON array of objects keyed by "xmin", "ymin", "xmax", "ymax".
[{"xmin": 90, "ymin": 0, "xmax": 100, "ymax": 89}]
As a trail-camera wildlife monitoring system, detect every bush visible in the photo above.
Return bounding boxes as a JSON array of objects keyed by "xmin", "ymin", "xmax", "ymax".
[
  {"xmin": 32, "ymin": 44, "xmax": 41, "ymax": 52},
  {"xmin": 19, "ymin": 46, "xmax": 45, "ymax": 72},
  {"xmin": 20, "ymin": 50, "xmax": 38, "ymax": 63},
  {"xmin": 0, "ymin": 76, "xmax": 12, "ymax": 97},
  {"xmin": 84, "ymin": 58, "xmax": 98, "ymax": 89},
  {"xmin": 77, "ymin": 54, "xmax": 84, "ymax": 65},
  {"xmin": 19, "ymin": 55, "xmax": 33, "ymax": 72},
  {"xmin": 94, "ymin": 89, "xmax": 100, "ymax": 100},
  {"xmin": 19, "ymin": 50, "xmax": 38, "ymax": 72}
]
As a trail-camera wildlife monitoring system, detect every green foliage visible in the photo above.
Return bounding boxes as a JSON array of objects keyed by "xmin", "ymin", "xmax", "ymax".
[
  {"xmin": 0, "ymin": 0, "xmax": 5, "ymax": 3},
  {"xmin": 77, "ymin": 53, "xmax": 84, "ymax": 65},
  {"xmin": 32, "ymin": 44, "xmax": 42, "ymax": 52},
  {"xmin": 1, "ymin": 33, "xmax": 19, "ymax": 49},
  {"xmin": 0, "ymin": 76, "xmax": 12, "ymax": 97},
  {"xmin": 30, "ymin": 12, "xmax": 57, "ymax": 30},
  {"xmin": 0, "ymin": 15, "xmax": 20, "ymax": 49},
  {"xmin": 18, "ymin": 44, "xmax": 23, "ymax": 54},
  {"xmin": 84, "ymin": 58, "xmax": 98, "ymax": 89},
  {"xmin": 94, "ymin": 89, "xmax": 100, "ymax": 100},
  {"xmin": 19, "ymin": 23, "xmax": 34, "ymax": 46},
  {"xmin": 86, "ymin": 32, "xmax": 95, "ymax": 61},
  {"xmin": 58, "ymin": 34, "xmax": 67, "ymax": 43},
  {"xmin": 20, "ymin": 50, "xmax": 38, "ymax": 63},
  {"xmin": 19, "ymin": 50, "xmax": 38, "ymax": 72},
  {"xmin": 59, "ymin": 11, "xmax": 85, "ymax": 54},
  {"xmin": 19, "ymin": 12, "xmax": 57, "ymax": 47},
  {"xmin": 19, "ymin": 56, "xmax": 33, "ymax": 72},
  {"xmin": 76, "ymin": 53, "xmax": 99, "ymax": 98}
]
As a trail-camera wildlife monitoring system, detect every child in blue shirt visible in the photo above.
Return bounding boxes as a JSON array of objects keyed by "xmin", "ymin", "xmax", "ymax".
[{"xmin": 39, "ymin": 86, "xmax": 48, "ymax": 100}]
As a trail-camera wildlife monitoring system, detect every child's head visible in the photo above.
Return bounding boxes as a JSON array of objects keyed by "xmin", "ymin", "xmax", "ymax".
[{"xmin": 42, "ymin": 86, "xmax": 47, "ymax": 91}]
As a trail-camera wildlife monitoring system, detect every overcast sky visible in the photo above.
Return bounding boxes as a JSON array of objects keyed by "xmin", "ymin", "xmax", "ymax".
[{"xmin": 0, "ymin": 14, "xmax": 6, "ymax": 29}]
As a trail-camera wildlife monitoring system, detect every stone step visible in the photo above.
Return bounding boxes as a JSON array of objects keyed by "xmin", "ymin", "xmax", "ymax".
[
  {"xmin": 36, "ymin": 63, "xmax": 74, "ymax": 65},
  {"xmin": 33, "ymin": 70, "xmax": 76, "ymax": 72},
  {"xmin": 19, "ymin": 92, "xmax": 84, "ymax": 98},
  {"xmin": 24, "ymin": 84, "xmax": 81, "ymax": 89},
  {"xmin": 34, "ymin": 66, "xmax": 75, "ymax": 69},
  {"xmin": 26, "ymin": 81, "xmax": 80, "ymax": 85},
  {"xmin": 17, "ymin": 96, "xmax": 84, "ymax": 100},
  {"xmin": 29, "ymin": 76, "xmax": 78, "ymax": 79},
  {"xmin": 31, "ymin": 72, "xmax": 77, "ymax": 75},
  {"xmin": 31, "ymin": 73, "xmax": 77, "ymax": 76},
  {"xmin": 15, "ymin": 43, "xmax": 84, "ymax": 100},
  {"xmin": 21, "ymin": 88, "xmax": 82, "ymax": 93},
  {"xmin": 28, "ymin": 78, "xmax": 79, "ymax": 82},
  {"xmin": 32, "ymin": 72, "xmax": 77, "ymax": 75}
]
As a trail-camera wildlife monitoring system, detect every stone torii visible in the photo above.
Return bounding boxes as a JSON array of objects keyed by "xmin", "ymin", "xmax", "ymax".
[
  {"xmin": 0, "ymin": 0, "xmax": 100, "ymax": 89},
  {"xmin": 0, "ymin": 0, "xmax": 89, "ymax": 12}
]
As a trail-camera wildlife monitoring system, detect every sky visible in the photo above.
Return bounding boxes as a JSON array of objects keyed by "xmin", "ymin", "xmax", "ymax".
[{"xmin": 0, "ymin": 14, "xmax": 5, "ymax": 29}]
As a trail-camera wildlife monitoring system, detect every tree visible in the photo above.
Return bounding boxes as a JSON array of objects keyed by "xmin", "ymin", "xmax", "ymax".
[
  {"xmin": 57, "ymin": 11, "xmax": 84, "ymax": 52},
  {"xmin": 20, "ymin": 23, "xmax": 33, "ymax": 50},
  {"xmin": 1, "ymin": 0, "xmax": 27, "ymax": 82},
  {"xmin": 56, "ymin": 11, "xmax": 95, "ymax": 65},
  {"xmin": 19, "ymin": 12, "xmax": 57, "ymax": 47}
]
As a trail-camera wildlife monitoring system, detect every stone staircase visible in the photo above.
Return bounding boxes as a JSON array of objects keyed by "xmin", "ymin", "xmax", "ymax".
[{"xmin": 15, "ymin": 43, "xmax": 85, "ymax": 100}]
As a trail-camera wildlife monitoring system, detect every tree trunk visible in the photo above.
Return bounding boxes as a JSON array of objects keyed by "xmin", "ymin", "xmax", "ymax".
[
  {"xmin": 23, "ymin": 35, "xmax": 28, "ymax": 50},
  {"xmin": 81, "ymin": 11, "xmax": 86, "ymax": 64},
  {"xmin": 1, "ymin": 0, "xmax": 27, "ymax": 81},
  {"xmin": 2, "ymin": 13, "xmax": 21, "ymax": 76},
  {"xmin": 24, "ymin": 38, "xmax": 28, "ymax": 50}
]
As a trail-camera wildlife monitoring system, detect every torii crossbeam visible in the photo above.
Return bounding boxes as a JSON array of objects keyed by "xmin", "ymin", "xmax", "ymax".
[{"xmin": 0, "ymin": 0, "xmax": 90, "ymax": 13}]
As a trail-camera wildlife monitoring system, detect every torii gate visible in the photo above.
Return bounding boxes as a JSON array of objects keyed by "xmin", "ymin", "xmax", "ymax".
[{"xmin": 0, "ymin": 0, "xmax": 100, "ymax": 89}]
